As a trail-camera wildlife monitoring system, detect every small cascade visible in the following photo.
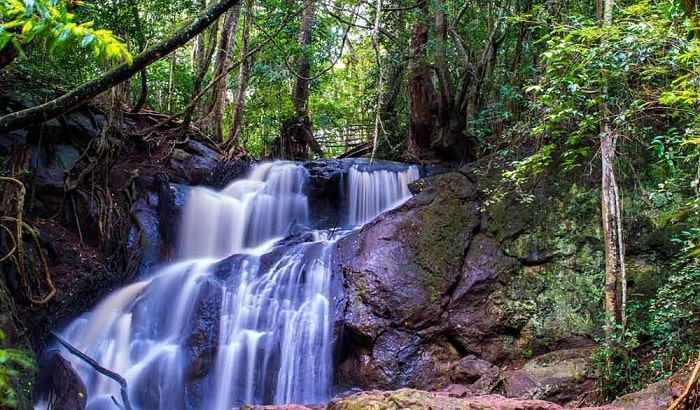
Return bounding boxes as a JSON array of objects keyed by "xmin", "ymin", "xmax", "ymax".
[
  {"xmin": 49, "ymin": 160, "xmax": 419, "ymax": 410},
  {"xmin": 179, "ymin": 162, "xmax": 308, "ymax": 259},
  {"xmin": 347, "ymin": 161, "xmax": 421, "ymax": 225}
]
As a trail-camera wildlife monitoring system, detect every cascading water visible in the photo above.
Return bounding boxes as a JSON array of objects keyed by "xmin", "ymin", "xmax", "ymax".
[
  {"xmin": 48, "ymin": 160, "xmax": 419, "ymax": 410},
  {"xmin": 347, "ymin": 161, "xmax": 421, "ymax": 226}
]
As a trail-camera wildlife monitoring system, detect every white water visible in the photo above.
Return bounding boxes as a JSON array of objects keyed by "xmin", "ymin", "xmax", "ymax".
[
  {"xmin": 51, "ymin": 160, "xmax": 419, "ymax": 410},
  {"xmin": 347, "ymin": 162, "xmax": 421, "ymax": 226}
]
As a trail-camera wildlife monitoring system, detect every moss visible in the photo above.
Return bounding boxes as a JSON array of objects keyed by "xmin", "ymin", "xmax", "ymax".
[
  {"xmin": 499, "ymin": 184, "xmax": 608, "ymax": 345},
  {"xmin": 398, "ymin": 184, "xmax": 472, "ymax": 305}
]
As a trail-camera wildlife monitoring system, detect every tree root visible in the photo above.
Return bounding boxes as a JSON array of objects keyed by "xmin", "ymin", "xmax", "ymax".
[
  {"xmin": 668, "ymin": 354, "xmax": 700, "ymax": 410},
  {"xmin": 0, "ymin": 177, "xmax": 56, "ymax": 305}
]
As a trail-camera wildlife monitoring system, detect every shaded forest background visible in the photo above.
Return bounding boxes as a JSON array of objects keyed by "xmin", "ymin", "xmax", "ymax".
[{"xmin": 2, "ymin": 0, "xmax": 700, "ymax": 407}]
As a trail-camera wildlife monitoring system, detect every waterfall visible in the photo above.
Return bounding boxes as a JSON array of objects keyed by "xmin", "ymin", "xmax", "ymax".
[
  {"xmin": 347, "ymin": 161, "xmax": 421, "ymax": 226},
  {"xmin": 49, "ymin": 160, "xmax": 419, "ymax": 410}
]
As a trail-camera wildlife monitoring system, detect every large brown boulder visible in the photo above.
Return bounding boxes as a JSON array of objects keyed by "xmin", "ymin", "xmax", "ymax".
[{"xmin": 336, "ymin": 171, "xmax": 522, "ymax": 390}]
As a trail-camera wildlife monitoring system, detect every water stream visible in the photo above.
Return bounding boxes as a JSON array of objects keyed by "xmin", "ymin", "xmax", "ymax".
[{"xmin": 51, "ymin": 160, "xmax": 419, "ymax": 410}]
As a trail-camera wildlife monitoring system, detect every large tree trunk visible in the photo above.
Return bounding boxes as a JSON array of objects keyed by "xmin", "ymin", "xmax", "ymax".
[
  {"xmin": 0, "ymin": 0, "xmax": 242, "ymax": 132},
  {"xmin": 292, "ymin": 1, "xmax": 314, "ymax": 113},
  {"xmin": 406, "ymin": 0, "xmax": 475, "ymax": 163},
  {"xmin": 406, "ymin": 0, "xmax": 437, "ymax": 160}
]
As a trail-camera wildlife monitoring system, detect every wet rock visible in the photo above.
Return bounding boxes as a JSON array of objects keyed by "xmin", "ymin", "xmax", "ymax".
[
  {"xmin": 502, "ymin": 348, "xmax": 597, "ymax": 405},
  {"xmin": 445, "ymin": 233, "xmax": 520, "ymax": 363},
  {"xmin": 304, "ymin": 159, "xmax": 347, "ymax": 228},
  {"xmin": 169, "ymin": 144, "xmax": 218, "ymax": 185},
  {"xmin": 608, "ymin": 361, "xmax": 700, "ymax": 410},
  {"xmin": 337, "ymin": 171, "xmax": 490, "ymax": 389},
  {"xmin": 449, "ymin": 354, "xmax": 501, "ymax": 392},
  {"xmin": 34, "ymin": 351, "xmax": 87, "ymax": 410},
  {"xmin": 327, "ymin": 388, "xmax": 566, "ymax": 410},
  {"xmin": 233, "ymin": 405, "xmax": 322, "ymax": 410},
  {"xmin": 184, "ymin": 278, "xmax": 223, "ymax": 409},
  {"xmin": 610, "ymin": 379, "xmax": 673, "ymax": 410},
  {"xmin": 128, "ymin": 192, "xmax": 161, "ymax": 277},
  {"xmin": 339, "ymin": 172, "xmax": 480, "ymax": 331},
  {"xmin": 207, "ymin": 156, "xmax": 256, "ymax": 188}
]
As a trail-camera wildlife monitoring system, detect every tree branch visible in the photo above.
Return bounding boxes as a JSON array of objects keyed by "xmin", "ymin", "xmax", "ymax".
[
  {"xmin": 52, "ymin": 331, "xmax": 133, "ymax": 410},
  {"xmin": 0, "ymin": 0, "xmax": 242, "ymax": 132}
]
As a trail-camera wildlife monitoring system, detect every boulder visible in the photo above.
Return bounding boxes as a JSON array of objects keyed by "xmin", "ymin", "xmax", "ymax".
[
  {"xmin": 33, "ymin": 351, "xmax": 87, "ymax": 410},
  {"xmin": 337, "ymin": 171, "xmax": 525, "ymax": 390},
  {"xmin": 501, "ymin": 348, "xmax": 597, "ymax": 405}
]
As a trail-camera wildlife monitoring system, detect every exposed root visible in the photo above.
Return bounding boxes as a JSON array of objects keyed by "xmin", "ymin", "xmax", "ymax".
[
  {"xmin": 0, "ymin": 177, "xmax": 56, "ymax": 305},
  {"xmin": 668, "ymin": 355, "xmax": 700, "ymax": 410}
]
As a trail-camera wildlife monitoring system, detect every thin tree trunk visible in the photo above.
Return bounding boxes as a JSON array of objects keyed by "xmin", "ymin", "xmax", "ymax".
[
  {"xmin": 205, "ymin": 3, "xmax": 243, "ymax": 140},
  {"xmin": 0, "ymin": 0, "xmax": 242, "ymax": 131},
  {"xmin": 182, "ymin": 0, "xmax": 220, "ymax": 130},
  {"xmin": 601, "ymin": 0, "xmax": 626, "ymax": 342},
  {"xmin": 127, "ymin": 0, "xmax": 148, "ymax": 113},
  {"xmin": 368, "ymin": 0, "xmax": 383, "ymax": 162},
  {"xmin": 465, "ymin": 0, "xmax": 508, "ymax": 127},
  {"xmin": 291, "ymin": 1, "xmax": 314, "ymax": 113},
  {"xmin": 224, "ymin": 0, "xmax": 254, "ymax": 155},
  {"xmin": 602, "ymin": 126, "xmax": 621, "ymax": 340}
]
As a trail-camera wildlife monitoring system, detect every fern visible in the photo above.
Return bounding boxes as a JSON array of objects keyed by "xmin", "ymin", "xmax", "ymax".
[
  {"xmin": 0, "ymin": 330, "xmax": 34, "ymax": 408},
  {"xmin": 0, "ymin": 0, "xmax": 132, "ymax": 64}
]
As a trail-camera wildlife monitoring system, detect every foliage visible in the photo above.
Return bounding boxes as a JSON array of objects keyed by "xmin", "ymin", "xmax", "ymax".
[
  {"xmin": 509, "ymin": 0, "xmax": 700, "ymax": 400},
  {"xmin": 513, "ymin": 0, "xmax": 684, "ymax": 183},
  {"xmin": 0, "ymin": 330, "xmax": 34, "ymax": 408},
  {"xmin": 0, "ymin": 0, "xmax": 131, "ymax": 64}
]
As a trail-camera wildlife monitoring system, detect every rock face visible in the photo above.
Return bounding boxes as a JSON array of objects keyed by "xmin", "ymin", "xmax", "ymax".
[
  {"xmin": 33, "ymin": 351, "xmax": 88, "ymax": 410},
  {"xmin": 336, "ymin": 171, "xmax": 522, "ymax": 391}
]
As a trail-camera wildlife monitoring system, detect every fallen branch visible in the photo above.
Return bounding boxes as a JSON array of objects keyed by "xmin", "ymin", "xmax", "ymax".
[
  {"xmin": 52, "ymin": 332, "xmax": 133, "ymax": 410},
  {"xmin": 668, "ymin": 354, "xmax": 700, "ymax": 410}
]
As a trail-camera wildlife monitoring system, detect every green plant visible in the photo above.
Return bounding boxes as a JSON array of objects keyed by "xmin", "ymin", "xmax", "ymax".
[
  {"xmin": 0, "ymin": 330, "xmax": 34, "ymax": 408},
  {"xmin": 0, "ymin": 0, "xmax": 131, "ymax": 65}
]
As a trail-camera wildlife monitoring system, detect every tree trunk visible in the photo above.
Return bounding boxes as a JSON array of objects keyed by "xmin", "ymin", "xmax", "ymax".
[
  {"xmin": 292, "ymin": 1, "xmax": 314, "ymax": 113},
  {"xmin": 204, "ymin": 3, "xmax": 243, "ymax": 140},
  {"xmin": 275, "ymin": 0, "xmax": 323, "ymax": 160},
  {"xmin": 601, "ymin": 126, "xmax": 622, "ymax": 340},
  {"xmin": 406, "ymin": 0, "xmax": 436, "ymax": 160},
  {"xmin": 0, "ymin": 0, "xmax": 242, "ymax": 132},
  {"xmin": 431, "ymin": 0, "xmax": 454, "ymax": 151},
  {"xmin": 465, "ymin": 0, "xmax": 507, "ymax": 130},
  {"xmin": 601, "ymin": 0, "xmax": 626, "ymax": 343},
  {"xmin": 224, "ymin": 0, "xmax": 254, "ymax": 156},
  {"xmin": 182, "ymin": 0, "xmax": 220, "ymax": 130},
  {"xmin": 406, "ymin": 0, "xmax": 473, "ymax": 162}
]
